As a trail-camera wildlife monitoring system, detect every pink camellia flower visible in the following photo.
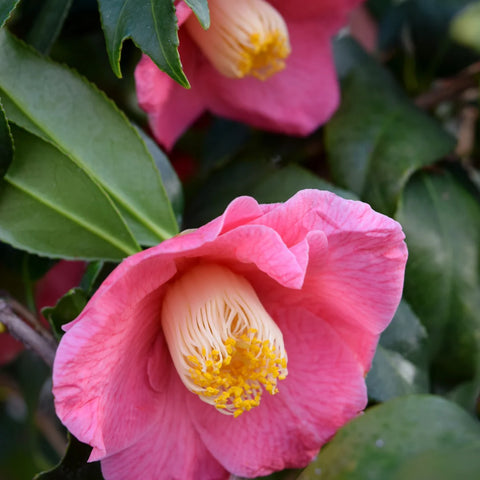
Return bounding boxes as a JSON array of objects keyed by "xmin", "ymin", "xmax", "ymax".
[
  {"xmin": 53, "ymin": 190, "xmax": 407, "ymax": 479},
  {"xmin": 135, "ymin": 0, "xmax": 364, "ymax": 150},
  {"xmin": 0, "ymin": 260, "xmax": 85, "ymax": 365}
]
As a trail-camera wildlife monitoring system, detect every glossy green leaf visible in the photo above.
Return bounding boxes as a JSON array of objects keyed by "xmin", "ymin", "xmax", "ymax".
[
  {"xmin": 0, "ymin": 0, "xmax": 20, "ymax": 28},
  {"xmin": 392, "ymin": 444, "xmax": 480, "ymax": 480},
  {"xmin": 299, "ymin": 395, "xmax": 480, "ymax": 480},
  {"xmin": 367, "ymin": 302, "xmax": 429, "ymax": 402},
  {"xmin": 379, "ymin": 300, "xmax": 429, "ymax": 365},
  {"xmin": 97, "ymin": 0, "xmax": 188, "ymax": 86},
  {"xmin": 326, "ymin": 38, "xmax": 455, "ymax": 216},
  {"xmin": 186, "ymin": 159, "xmax": 357, "ymax": 227},
  {"xmin": 79, "ymin": 261, "xmax": 105, "ymax": 295},
  {"xmin": 367, "ymin": 346, "xmax": 429, "ymax": 402},
  {"xmin": 396, "ymin": 169, "xmax": 480, "ymax": 382},
  {"xmin": 25, "ymin": 0, "xmax": 74, "ymax": 54},
  {"xmin": 42, "ymin": 288, "xmax": 87, "ymax": 340},
  {"xmin": 0, "ymin": 100, "xmax": 12, "ymax": 176},
  {"xmin": 0, "ymin": 29, "xmax": 178, "ymax": 245},
  {"xmin": 184, "ymin": 0, "xmax": 210, "ymax": 28},
  {"xmin": 0, "ymin": 127, "xmax": 140, "ymax": 260},
  {"xmin": 137, "ymin": 128, "xmax": 184, "ymax": 225},
  {"xmin": 34, "ymin": 434, "xmax": 102, "ymax": 480}
]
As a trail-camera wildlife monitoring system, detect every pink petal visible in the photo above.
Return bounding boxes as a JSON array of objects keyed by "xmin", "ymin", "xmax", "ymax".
[
  {"xmin": 245, "ymin": 189, "xmax": 407, "ymax": 369},
  {"xmin": 197, "ymin": 20, "xmax": 339, "ymax": 136},
  {"xmin": 188, "ymin": 306, "xmax": 366, "ymax": 477},
  {"xmin": 101, "ymin": 373, "xmax": 228, "ymax": 480},
  {"xmin": 53, "ymin": 254, "xmax": 178, "ymax": 459},
  {"xmin": 260, "ymin": 190, "xmax": 407, "ymax": 371},
  {"xmin": 134, "ymin": 33, "xmax": 207, "ymax": 150}
]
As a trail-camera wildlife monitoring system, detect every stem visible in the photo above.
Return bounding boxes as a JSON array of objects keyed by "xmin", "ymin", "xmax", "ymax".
[
  {"xmin": 8, "ymin": 298, "xmax": 57, "ymax": 349},
  {"xmin": 0, "ymin": 299, "xmax": 56, "ymax": 367}
]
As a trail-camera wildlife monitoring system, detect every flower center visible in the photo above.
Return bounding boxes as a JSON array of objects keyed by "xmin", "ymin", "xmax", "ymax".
[
  {"xmin": 184, "ymin": 0, "xmax": 291, "ymax": 81},
  {"xmin": 161, "ymin": 263, "xmax": 288, "ymax": 417}
]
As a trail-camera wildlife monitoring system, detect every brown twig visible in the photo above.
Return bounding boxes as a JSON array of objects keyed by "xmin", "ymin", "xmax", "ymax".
[
  {"xmin": 0, "ymin": 299, "xmax": 55, "ymax": 367},
  {"xmin": 7, "ymin": 297, "xmax": 57, "ymax": 349},
  {"xmin": 415, "ymin": 62, "xmax": 480, "ymax": 110}
]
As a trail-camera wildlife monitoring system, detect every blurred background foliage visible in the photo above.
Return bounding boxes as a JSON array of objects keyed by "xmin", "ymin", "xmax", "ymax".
[{"xmin": 0, "ymin": 0, "xmax": 480, "ymax": 479}]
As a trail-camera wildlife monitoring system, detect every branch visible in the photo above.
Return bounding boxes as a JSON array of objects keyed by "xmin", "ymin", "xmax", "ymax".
[
  {"xmin": 415, "ymin": 62, "xmax": 480, "ymax": 110},
  {"xmin": 0, "ymin": 299, "xmax": 56, "ymax": 367},
  {"xmin": 8, "ymin": 297, "xmax": 57, "ymax": 349}
]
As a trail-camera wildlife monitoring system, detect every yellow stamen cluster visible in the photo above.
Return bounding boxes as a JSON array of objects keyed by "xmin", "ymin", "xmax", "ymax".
[
  {"xmin": 185, "ymin": 0, "xmax": 291, "ymax": 80},
  {"xmin": 161, "ymin": 264, "xmax": 288, "ymax": 417},
  {"xmin": 187, "ymin": 329, "xmax": 287, "ymax": 417}
]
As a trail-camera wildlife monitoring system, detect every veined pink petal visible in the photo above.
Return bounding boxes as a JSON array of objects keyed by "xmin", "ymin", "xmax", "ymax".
[
  {"xmin": 259, "ymin": 190, "xmax": 407, "ymax": 370},
  {"xmin": 245, "ymin": 189, "xmax": 407, "ymax": 370},
  {"xmin": 53, "ymin": 255, "xmax": 178, "ymax": 459},
  {"xmin": 188, "ymin": 306, "xmax": 366, "ymax": 477},
  {"xmin": 101, "ymin": 373, "xmax": 228, "ymax": 480},
  {"xmin": 198, "ymin": 20, "xmax": 339, "ymax": 137}
]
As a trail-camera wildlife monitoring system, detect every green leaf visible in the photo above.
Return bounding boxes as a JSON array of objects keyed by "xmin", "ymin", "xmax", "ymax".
[
  {"xmin": 298, "ymin": 395, "xmax": 480, "ymax": 480},
  {"xmin": 0, "ymin": 29, "xmax": 179, "ymax": 245},
  {"xmin": 0, "ymin": 0, "xmax": 20, "ymax": 28},
  {"xmin": 184, "ymin": 0, "xmax": 210, "ymax": 28},
  {"xmin": 137, "ymin": 128, "xmax": 184, "ymax": 225},
  {"xmin": 96, "ymin": 0, "xmax": 189, "ymax": 86},
  {"xmin": 326, "ymin": 38, "xmax": 455, "ymax": 216},
  {"xmin": 42, "ymin": 288, "xmax": 87, "ymax": 340},
  {"xmin": 0, "ymin": 127, "xmax": 140, "ymax": 260},
  {"xmin": 34, "ymin": 434, "xmax": 103, "ymax": 480},
  {"xmin": 379, "ymin": 300, "xmax": 429, "ymax": 365},
  {"xmin": 79, "ymin": 261, "xmax": 105, "ymax": 295},
  {"xmin": 392, "ymin": 444, "xmax": 480, "ymax": 480},
  {"xmin": 367, "ymin": 346, "xmax": 429, "ymax": 402},
  {"xmin": 446, "ymin": 380, "xmax": 480, "ymax": 417},
  {"xmin": 367, "ymin": 301, "xmax": 430, "ymax": 402},
  {"xmin": 25, "ymin": 0, "xmax": 74, "ymax": 55},
  {"xmin": 186, "ymin": 159, "xmax": 357, "ymax": 227},
  {"xmin": 0, "ymin": 99, "xmax": 12, "ymax": 176},
  {"xmin": 396, "ymin": 169, "xmax": 480, "ymax": 383}
]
